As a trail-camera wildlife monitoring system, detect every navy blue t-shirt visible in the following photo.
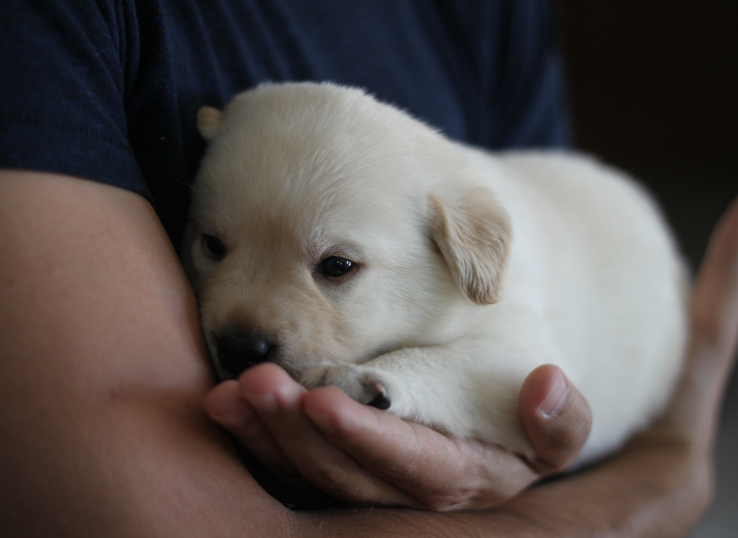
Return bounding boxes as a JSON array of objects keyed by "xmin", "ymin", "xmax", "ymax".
[{"xmin": 0, "ymin": 0, "xmax": 569, "ymax": 247}]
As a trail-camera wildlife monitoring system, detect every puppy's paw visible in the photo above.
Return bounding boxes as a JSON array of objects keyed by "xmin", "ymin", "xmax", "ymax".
[{"xmin": 300, "ymin": 363, "xmax": 392, "ymax": 410}]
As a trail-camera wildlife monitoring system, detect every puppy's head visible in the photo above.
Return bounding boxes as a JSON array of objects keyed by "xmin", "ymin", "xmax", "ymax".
[{"xmin": 184, "ymin": 83, "xmax": 511, "ymax": 380}]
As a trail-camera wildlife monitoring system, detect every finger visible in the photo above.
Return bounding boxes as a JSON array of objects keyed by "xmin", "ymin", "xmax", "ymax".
[
  {"xmin": 518, "ymin": 364, "xmax": 592, "ymax": 474},
  {"xmin": 204, "ymin": 380, "xmax": 254, "ymax": 430},
  {"xmin": 664, "ymin": 197, "xmax": 738, "ymax": 445},
  {"xmin": 239, "ymin": 363, "xmax": 419, "ymax": 506},
  {"xmin": 204, "ymin": 380, "xmax": 300, "ymax": 482},
  {"xmin": 303, "ymin": 385, "xmax": 539, "ymax": 510},
  {"xmin": 691, "ymin": 196, "xmax": 738, "ymax": 353}
]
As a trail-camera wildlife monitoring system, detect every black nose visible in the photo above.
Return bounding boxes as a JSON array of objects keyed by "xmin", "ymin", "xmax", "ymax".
[{"xmin": 215, "ymin": 330, "xmax": 275, "ymax": 379}]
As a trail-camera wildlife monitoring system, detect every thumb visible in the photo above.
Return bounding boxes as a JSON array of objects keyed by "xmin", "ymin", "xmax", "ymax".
[{"xmin": 518, "ymin": 364, "xmax": 592, "ymax": 474}]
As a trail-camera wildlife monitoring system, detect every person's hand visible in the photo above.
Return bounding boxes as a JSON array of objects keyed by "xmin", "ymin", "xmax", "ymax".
[
  {"xmin": 643, "ymin": 197, "xmax": 738, "ymax": 455},
  {"xmin": 491, "ymin": 197, "xmax": 738, "ymax": 537},
  {"xmin": 205, "ymin": 358, "xmax": 592, "ymax": 511}
]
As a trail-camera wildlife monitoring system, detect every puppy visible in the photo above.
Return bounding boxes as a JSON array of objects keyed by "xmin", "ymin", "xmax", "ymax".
[{"xmin": 183, "ymin": 82, "xmax": 687, "ymax": 465}]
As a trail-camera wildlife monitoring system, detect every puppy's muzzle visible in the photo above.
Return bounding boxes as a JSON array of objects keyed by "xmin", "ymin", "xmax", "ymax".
[{"xmin": 215, "ymin": 329, "xmax": 277, "ymax": 379}]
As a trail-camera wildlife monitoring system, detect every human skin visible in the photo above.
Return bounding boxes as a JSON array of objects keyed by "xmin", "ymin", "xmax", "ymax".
[
  {"xmin": 1, "ymin": 170, "xmax": 735, "ymax": 537},
  {"xmin": 205, "ymin": 363, "xmax": 592, "ymax": 509}
]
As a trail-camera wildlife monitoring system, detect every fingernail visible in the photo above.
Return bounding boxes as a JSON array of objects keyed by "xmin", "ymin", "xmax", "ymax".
[
  {"xmin": 304, "ymin": 407, "xmax": 335, "ymax": 434},
  {"xmin": 539, "ymin": 371, "xmax": 570, "ymax": 417},
  {"xmin": 245, "ymin": 391, "xmax": 279, "ymax": 414}
]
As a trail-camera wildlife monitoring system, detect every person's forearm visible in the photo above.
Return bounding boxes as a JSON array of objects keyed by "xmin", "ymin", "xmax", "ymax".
[
  {"xmin": 291, "ymin": 442, "xmax": 707, "ymax": 538},
  {"xmin": 0, "ymin": 172, "xmax": 296, "ymax": 537},
  {"xmin": 502, "ymin": 444, "xmax": 709, "ymax": 537}
]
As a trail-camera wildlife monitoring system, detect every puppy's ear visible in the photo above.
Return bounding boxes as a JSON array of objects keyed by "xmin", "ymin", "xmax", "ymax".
[
  {"xmin": 429, "ymin": 187, "xmax": 511, "ymax": 304},
  {"xmin": 197, "ymin": 106, "xmax": 225, "ymax": 141}
]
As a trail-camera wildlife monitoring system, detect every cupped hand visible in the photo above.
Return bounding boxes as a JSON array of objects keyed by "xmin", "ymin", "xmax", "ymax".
[
  {"xmin": 496, "ymin": 198, "xmax": 738, "ymax": 537},
  {"xmin": 629, "ymin": 196, "xmax": 738, "ymax": 458},
  {"xmin": 204, "ymin": 360, "xmax": 591, "ymax": 511}
]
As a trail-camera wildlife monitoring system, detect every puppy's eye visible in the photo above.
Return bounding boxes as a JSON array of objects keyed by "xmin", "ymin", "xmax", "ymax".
[
  {"xmin": 203, "ymin": 234, "xmax": 227, "ymax": 260},
  {"xmin": 320, "ymin": 256, "xmax": 354, "ymax": 277}
]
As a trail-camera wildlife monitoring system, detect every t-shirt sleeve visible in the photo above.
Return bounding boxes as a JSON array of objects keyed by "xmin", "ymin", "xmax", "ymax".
[{"xmin": 0, "ymin": 0, "xmax": 149, "ymax": 200}]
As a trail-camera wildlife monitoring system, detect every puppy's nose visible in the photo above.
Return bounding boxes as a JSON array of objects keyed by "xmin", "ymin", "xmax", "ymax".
[{"xmin": 215, "ymin": 330, "xmax": 275, "ymax": 379}]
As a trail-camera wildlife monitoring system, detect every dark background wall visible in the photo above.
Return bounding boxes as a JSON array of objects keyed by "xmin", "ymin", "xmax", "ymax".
[
  {"xmin": 557, "ymin": 2, "xmax": 737, "ymax": 535},
  {"xmin": 558, "ymin": 1, "xmax": 737, "ymax": 268}
]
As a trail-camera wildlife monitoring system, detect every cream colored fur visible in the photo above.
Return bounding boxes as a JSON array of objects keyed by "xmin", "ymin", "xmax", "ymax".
[{"xmin": 183, "ymin": 82, "xmax": 687, "ymax": 465}]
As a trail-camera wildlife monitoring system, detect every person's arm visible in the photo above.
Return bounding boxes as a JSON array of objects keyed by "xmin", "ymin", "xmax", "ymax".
[
  {"xmin": 0, "ymin": 171, "xmax": 296, "ymax": 537},
  {"xmin": 2, "ymin": 170, "xmax": 734, "ymax": 537}
]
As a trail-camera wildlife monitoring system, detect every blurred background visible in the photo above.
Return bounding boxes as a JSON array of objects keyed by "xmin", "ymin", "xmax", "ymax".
[{"xmin": 557, "ymin": 1, "xmax": 737, "ymax": 535}]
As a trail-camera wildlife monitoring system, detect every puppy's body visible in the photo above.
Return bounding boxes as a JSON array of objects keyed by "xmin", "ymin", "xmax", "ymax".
[{"xmin": 185, "ymin": 83, "xmax": 686, "ymax": 465}]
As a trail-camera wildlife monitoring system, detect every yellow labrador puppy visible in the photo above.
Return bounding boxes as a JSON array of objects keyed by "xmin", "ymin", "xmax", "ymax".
[{"xmin": 183, "ymin": 82, "xmax": 686, "ymax": 465}]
